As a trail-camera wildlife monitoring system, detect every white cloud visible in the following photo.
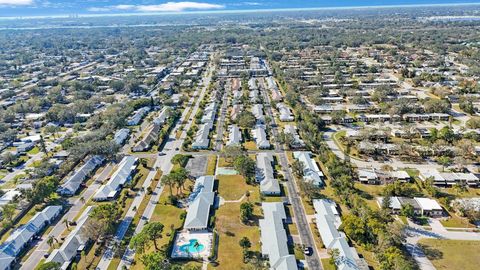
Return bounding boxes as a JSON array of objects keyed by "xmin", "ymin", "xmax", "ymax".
[
  {"xmin": 87, "ymin": 7, "xmax": 112, "ymax": 12},
  {"xmin": 136, "ymin": 2, "xmax": 225, "ymax": 12},
  {"xmin": 88, "ymin": 2, "xmax": 225, "ymax": 13},
  {"xmin": 0, "ymin": 0, "xmax": 33, "ymax": 5},
  {"xmin": 114, "ymin": 4, "xmax": 135, "ymax": 10}
]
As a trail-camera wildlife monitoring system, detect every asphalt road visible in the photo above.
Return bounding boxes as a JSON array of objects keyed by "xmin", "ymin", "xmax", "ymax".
[{"xmin": 260, "ymin": 81, "xmax": 322, "ymax": 270}]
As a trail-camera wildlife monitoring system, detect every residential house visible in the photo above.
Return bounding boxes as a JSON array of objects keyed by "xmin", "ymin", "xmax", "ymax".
[
  {"xmin": 313, "ymin": 199, "xmax": 368, "ymax": 270},
  {"xmin": 259, "ymin": 202, "xmax": 298, "ymax": 270},
  {"xmin": 192, "ymin": 122, "xmax": 213, "ymax": 150},
  {"xmin": 46, "ymin": 206, "xmax": 94, "ymax": 269},
  {"xmin": 252, "ymin": 126, "xmax": 270, "ymax": 149},
  {"xmin": 58, "ymin": 155, "xmax": 105, "ymax": 196},
  {"xmin": 256, "ymin": 153, "xmax": 281, "ymax": 195},
  {"xmin": 283, "ymin": 125, "xmax": 305, "ymax": 148},
  {"xmin": 93, "ymin": 156, "xmax": 138, "ymax": 201},
  {"xmin": 226, "ymin": 125, "xmax": 242, "ymax": 146},
  {"xmin": 293, "ymin": 152, "xmax": 324, "ymax": 186},
  {"xmin": 184, "ymin": 176, "xmax": 216, "ymax": 231},
  {"xmin": 0, "ymin": 206, "xmax": 62, "ymax": 270}
]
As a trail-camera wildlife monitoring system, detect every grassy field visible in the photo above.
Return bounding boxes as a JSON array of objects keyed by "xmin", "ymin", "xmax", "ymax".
[
  {"xmin": 206, "ymin": 155, "xmax": 217, "ymax": 175},
  {"xmin": 321, "ymin": 258, "xmax": 336, "ymax": 270},
  {"xmin": 243, "ymin": 141, "xmax": 257, "ymax": 151},
  {"xmin": 440, "ymin": 212, "xmax": 475, "ymax": 228},
  {"xmin": 217, "ymin": 174, "xmax": 255, "ymax": 201},
  {"xmin": 419, "ymin": 239, "xmax": 480, "ymax": 270}
]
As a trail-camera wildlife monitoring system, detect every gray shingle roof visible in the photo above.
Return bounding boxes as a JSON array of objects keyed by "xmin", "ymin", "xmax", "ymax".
[{"xmin": 256, "ymin": 153, "xmax": 280, "ymax": 195}]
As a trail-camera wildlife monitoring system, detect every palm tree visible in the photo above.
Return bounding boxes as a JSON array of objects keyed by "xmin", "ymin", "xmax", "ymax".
[
  {"xmin": 47, "ymin": 236, "xmax": 55, "ymax": 248},
  {"xmin": 63, "ymin": 219, "xmax": 69, "ymax": 230},
  {"xmin": 161, "ymin": 175, "xmax": 175, "ymax": 196},
  {"xmin": 193, "ymin": 240, "xmax": 201, "ymax": 257}
]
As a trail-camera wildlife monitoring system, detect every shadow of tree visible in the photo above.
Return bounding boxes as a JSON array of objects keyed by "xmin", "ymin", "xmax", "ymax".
[{"xmin": 419, "ymin": 244, "xmax": 444, "ymax": 260}]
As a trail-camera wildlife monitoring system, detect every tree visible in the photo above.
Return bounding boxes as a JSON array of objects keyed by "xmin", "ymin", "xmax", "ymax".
[
  {"xmin": 237, "ymin": 111, "xmax": 256, "ymax": 129},
  {"xmin": 140, "ymin": 252, "xmax": 171, "ymax": 270},
  {"xmin": 401, "ymin": 203, "xmax": 415, "ymax": 219},
  {"xmin": 291, "ymin": 160, "xmax": 304, "ymax": 178},
  {"xmin": 25, "ymin": 176, "xmax": 59, "ymax": 204},
  {"xmin": 1, "ymin": 203, "xmax": 16, "ymax": 227},
  {"xmin": 161, "ymin": 174, "xmax": 175, "ymax": 196},
  {"xmin": 328, "ymin": 248, "xmax": 340, "ymax": 267},
  {"xmin": 233, "ymin": 155, "xmax": 256, "ymax": 183},
  {"xmin": 170, "ymin": 154, "xmax": 190, "ymax": 167},
  {"xmin": 130, "ymin": 230, "xmax": 150, "ymax": 254},
  {"xmin": 144, "ymin": 222, "xmax": 164, "ymax": 251},
  {"xmin": 437, "ymin": 156, "xmax": 452, "ymax": 171},
  {"xmin": 220, "ymin": 145, "xmax": 244, "ymax": 163},
  {"xmin": 240, "ymin": 202, "xmax": 254, "ymax": 224},
  {"xmin": 239, "ymin": 236, "xmax": 251, "ymax": 250}
]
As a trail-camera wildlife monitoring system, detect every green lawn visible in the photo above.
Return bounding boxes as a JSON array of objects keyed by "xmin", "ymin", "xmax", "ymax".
[
  {"xmin": 419, "ymin": 239, "xmax": 480, "ymax": 270},
  {"xmin": 217, "ymin": 174, "xmax": 255, "ymax": 201},
  {"xmin": 206, "ymin": 155, "xmax": 217, "ymax": 175},
  {"xmin": 321, "ymin": 258, "xmax": 336, "ymax": 270}
]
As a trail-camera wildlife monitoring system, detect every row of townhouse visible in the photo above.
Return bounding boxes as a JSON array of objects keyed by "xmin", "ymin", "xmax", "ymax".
[
  {"xmin": 293, "ymin": 152, "xmax": 325, "ymax": 187},
  {"xmin": 0, "ymin": 206, "xmax": 63, "ymax": 270},
  {"xmin": 276, "ymin": 103, "xmax": 294, "ymax": 122},
  {"xmin": 259, "ymin": 202, "xmax": 298, "ymax": 270},
  {"xmin": 45, "ymin": 206, "xmax": 94, "ymax": 269},
  {"xmin": 313, "ymin": 199, "xmax": 368, "ymax": 270},
  {"xmin": 377, "ymin": 196, "xmax": 444, "ymax": 217},
  {"xmin": 57, "ymin": 155, "xmax": 105, "ymax": 196},
  {"xmin": 226, "ymin": 125, "xmax": 242, "ymax": 147},
  {"xmin": 183, "ymin": 176, "xmax": 216, "ymax": 231},
  {"xmin": 283, "ymin": 125, "xmax": 305, "ymax": 148},
  {"xmin": 419, "ymin": 169, "xmax": 479, "ymax": 187},
  {"xmin": 266, "ymin": 77, "xmax": 283, "ymax": 102},
  {"xmin": 131, "ymin": 106, "xmax": 170, "ymax": 152},
  {"xmin": 126, "ymin": 106, "xmax": 151, "ymax": 126},
  {"xmin": 256, "ymin": 153, "xmax": 281, "ymax": 195},
  {"xmin": 93, "ymin": 156, "xmax": 139, "ymax": 201},
  {"xmin": 192, "ymin": 101, "xmax": 218, "ymax": 150},
  {"xmin": 357, "ymin": 168, "xmax": 411, "ymax": 185}
]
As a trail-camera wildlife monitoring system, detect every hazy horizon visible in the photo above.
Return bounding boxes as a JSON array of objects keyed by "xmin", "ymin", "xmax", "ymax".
[{"xmin": 1, "ymin": 0, "xmax": 480, "ymax": 18}]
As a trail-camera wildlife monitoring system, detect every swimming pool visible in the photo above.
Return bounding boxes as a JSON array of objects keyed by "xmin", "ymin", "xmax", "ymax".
[{"xmin": 179, "ymin": 239, "xmax": 205, "ymax": 253}]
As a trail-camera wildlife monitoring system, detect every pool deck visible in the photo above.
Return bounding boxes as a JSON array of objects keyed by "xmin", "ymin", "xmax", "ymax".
[{"xmin": 171, "ymin": 230, "xmax": 213, "ymax": 258}]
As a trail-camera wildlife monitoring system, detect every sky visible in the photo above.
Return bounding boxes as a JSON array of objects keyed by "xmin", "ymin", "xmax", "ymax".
[{"xmin": 0, "ymin": 0, "xmax": 479, "ymax": 17}]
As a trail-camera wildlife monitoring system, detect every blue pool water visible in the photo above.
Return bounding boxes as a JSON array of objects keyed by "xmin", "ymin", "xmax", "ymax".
[{"xmin": 179, "ymin": 239, "xmax": 205, "ymax": 253}]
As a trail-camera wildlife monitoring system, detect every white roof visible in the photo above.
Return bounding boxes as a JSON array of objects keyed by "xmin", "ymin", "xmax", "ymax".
[
  {"xmin": 0, "ymin": 206, "xmax": 62, "ymax": 269},
  {"xmin": 293, "ymin": 152, "xmax": 324, "ymax": 186},
  {"xmin": 259, "ymin": 202, "xmax": 297, "ymax": 270},
  {"xmin": 93, "ymin": 156, "xmax": 138, "ymax": 200},
  {"xmin": 184, "ymin": 176, "xmax": 215, "ymax": 230},
  {"xmin": 46, "ymin": 206, "xmax": 94, "ymax": 269},
  {"xmin": 256, "ymin": 153, "xmax": 280, "ymax": 195},
  {"xmin": 414, "ymin": 197, "xmax": 443, "ymax": 211}
]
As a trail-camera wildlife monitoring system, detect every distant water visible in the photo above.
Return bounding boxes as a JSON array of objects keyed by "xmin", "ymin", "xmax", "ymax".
[{"xmin": 1, "ymin": 0, "xmax": 480, "ymax": 18}]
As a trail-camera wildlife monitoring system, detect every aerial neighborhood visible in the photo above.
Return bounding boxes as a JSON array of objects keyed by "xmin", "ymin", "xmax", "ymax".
[{"xmin": 0, "ymin": 3, "xmax": 480, "ymax": 270}]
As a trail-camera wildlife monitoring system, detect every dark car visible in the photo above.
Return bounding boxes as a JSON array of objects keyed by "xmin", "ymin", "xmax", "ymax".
[{"xmin": 158, "ymin": 152, "xmax": 166, "ymax": 156}]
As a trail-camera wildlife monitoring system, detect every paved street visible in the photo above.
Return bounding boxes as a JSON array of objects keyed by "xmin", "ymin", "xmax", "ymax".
[{"xmin": 260, "ymin": 80, "xmax": 322, "ymax": 270}]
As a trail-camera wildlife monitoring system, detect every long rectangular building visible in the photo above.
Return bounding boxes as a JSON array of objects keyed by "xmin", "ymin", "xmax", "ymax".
[
  {"xmin": 259, "ymin": 202, "xmax": 298, "ymax": 270},
  {"xmin": 93, "ymin": 156, "xmax": 138, "ymax": 201},
  {"xmin": 0, "ymin": 206, "xmax": 63, "ymax": 270},
  {"xmin": 46, "ymin": 206, "xmax": 94, "ymax": 270},
  {"xmin": 256, "ymin": 153, "xmax": 280, "ymax": 195},
  {"xmin": 313, "ymin": 199, "xmax": 367, "ymax": 270},
  {"xmin": 58, "ymin": 155, "xmax": 104, "ymax": 196}
]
